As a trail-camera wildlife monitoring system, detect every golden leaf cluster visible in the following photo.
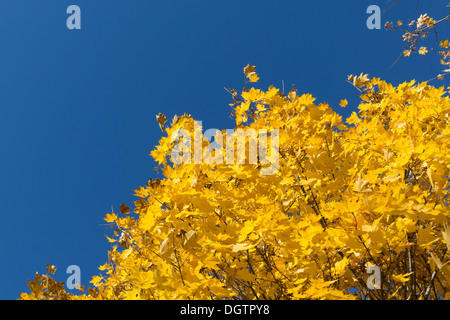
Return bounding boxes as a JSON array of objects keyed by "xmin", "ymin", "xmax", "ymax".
[{"xmin": 20, "ymin": 65, "xmax": 450, "ymax": 300}]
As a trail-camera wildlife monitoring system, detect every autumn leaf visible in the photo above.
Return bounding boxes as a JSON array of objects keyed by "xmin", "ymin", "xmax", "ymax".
[
  {"xmin": 418, "ymin": 47, "xmax": 428, "ymax": 55},
  {"xmin": 156, "ymin": 112, "xmax": 167, "ymax": 132},
  {"xmin": 232, "ymin": 242, "xmax": 255, "ymax": 252},
  {"xmin": 90, "ymin": 276, "xmax": 103, "ymax": 287},
  {"xmin": 243, "ymin": 64, "xmax": 256, "ymax": 76},
  {"xmin": 249, "ymin": 73, "xmax": 259, "ymax": 83},
  {"xmin": 237, "ymin": 268, "xmax": 256, "ymax": 282},
  {"xmin": 105, "ymin": 235, "xmax": 116, "ymax": 243},
  {"xmin": 392, "ymin": 272, "xmax": 413, "ymax": 283},
  {"xmin": 120, "ymin": 203, "xmax": 130, "ymax": 215},
  {"xmin": 104, "ymin": 213, "xmax": 117, "ymax": 223},
  {"xmin": 46, "ymin": 264, "xmax": 56, "ymax": 275},
  {"xmin": 243, "ymin": 64, "xmax": 259, "ymax": 83},
  {"xmin": 440, "ymin": 39, "xmax": 450, "ymax": 48},
  {"xmin": 339, "ymin": 99, "xmax": 348, "ymax": 107},
  {"xmin": 20, "ymin": 47, "xmax": 450, "ymax": 301},
  {"xmin": 355, "ymin": 175, "xmax": 371, "ymax": 193}
]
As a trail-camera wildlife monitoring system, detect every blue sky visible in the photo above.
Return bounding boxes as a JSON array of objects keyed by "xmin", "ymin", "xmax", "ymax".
[{"xmin": 1, "ymin": 1, "xmax": 448, "ymax": 299}]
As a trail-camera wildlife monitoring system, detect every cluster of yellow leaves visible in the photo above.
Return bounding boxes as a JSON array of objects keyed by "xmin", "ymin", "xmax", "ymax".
[
  {"xmin": 19, "ymin": 264, "xmax": 85, "ymax": 300},
  {"xmin": 244, "ymin": 64, "xmax": 259, "ymax": 83},
  {"xmin": 20, "ymin": 67, "xmax": 450, "ymax": 300}
]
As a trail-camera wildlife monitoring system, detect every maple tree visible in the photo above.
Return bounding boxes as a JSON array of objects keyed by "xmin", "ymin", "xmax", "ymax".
[{"xmin": 20, "ymin": 8, "xmax": 450, "ymax": 301}]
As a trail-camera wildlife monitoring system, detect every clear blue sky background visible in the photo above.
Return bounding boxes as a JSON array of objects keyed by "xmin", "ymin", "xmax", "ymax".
[{"xmin": 1, "ymin": 0, "xmax": 448, "ymax": 299}]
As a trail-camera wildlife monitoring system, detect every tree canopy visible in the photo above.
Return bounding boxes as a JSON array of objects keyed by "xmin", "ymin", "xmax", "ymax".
[{"xmin": 20, "ymin": 6, "xmax": 450, "ymax": 300}]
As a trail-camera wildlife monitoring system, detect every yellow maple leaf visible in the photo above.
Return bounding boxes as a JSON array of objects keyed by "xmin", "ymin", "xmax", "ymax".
[
  {"xmin": 105, "ymin": 234, "xmax": 116, "ymax": 243},
  {"xmin": 355, "ymin": 175, "xmax": 371, "ymax": 193},
  {"xmin": 392, "ymin": 272, "xmax": 413, "ymax": 283},
  {"xmin": 46, "ymin": 264, "xmax": 56, "ymax": 275},
  {"xmin": 243, "ymin": 64, "xmax": 256, "ymax": 76},
  {"xmin": 237, "ymin": 268, "xmax": 256, "ymax": 282},
  {"xmin": 104, "ymin": 213, "xmax": 117, "ymax": 223},
  {"xmin": 418, "ymin": 47, "xmax": 428, "ymax": 55},
  {"xmin": 232, "ymin": 241, "xmax": 259, "ymax": 252},
  {"xmin": 156, "ymin": 112, "xmax": 166, "ymax": 132},
  {"xmin": 249, "ymin": 73, "xmax": 259, "ymax": 82},
  {"xmin": 440, "ymin": 39, "xmax": 450, "ymax": 48},
  {"xmin": 90, "ymin": 275, "xmax": 103, "ymax": 286}
]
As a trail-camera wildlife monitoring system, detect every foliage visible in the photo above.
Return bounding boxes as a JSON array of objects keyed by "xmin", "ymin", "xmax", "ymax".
[
  {"xmin": 19, "ymin": 5, "xmax": 450, "ymax": 301},
  {"xmin": 20, "ymin": 65, "xmax": 450, "ymax": 299},
  {"xmin": 385, "ymin": 8, "xmax": 450, "ymax": 80}
]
